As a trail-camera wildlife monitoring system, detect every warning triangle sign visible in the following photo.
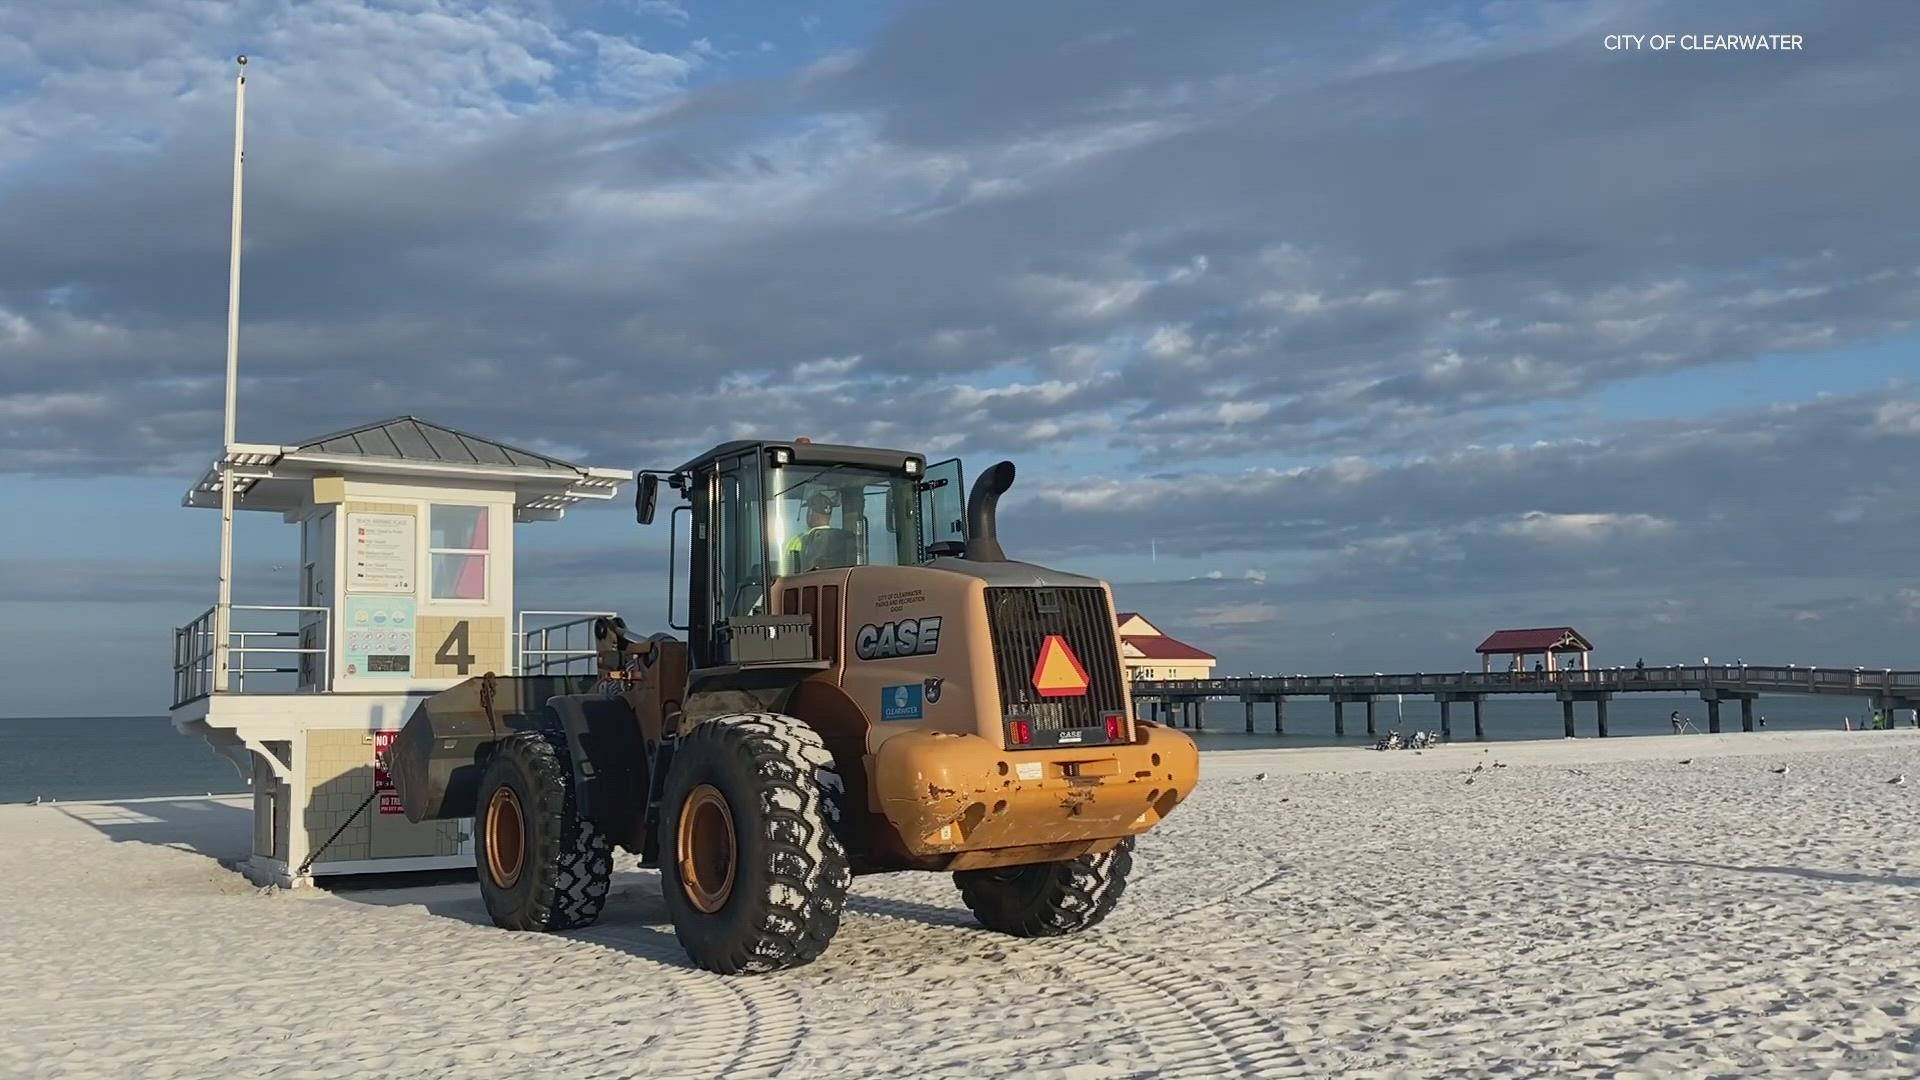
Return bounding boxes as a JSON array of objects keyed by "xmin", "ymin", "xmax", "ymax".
[{"xmin": 1032, "ymin": 634, "xmax": 1091, "ymax": 698}]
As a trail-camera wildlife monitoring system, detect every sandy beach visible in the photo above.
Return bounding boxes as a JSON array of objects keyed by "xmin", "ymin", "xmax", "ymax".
[{"xmin": 4, "ymin": 729, "xmax": 1917, "ymax": 1078}]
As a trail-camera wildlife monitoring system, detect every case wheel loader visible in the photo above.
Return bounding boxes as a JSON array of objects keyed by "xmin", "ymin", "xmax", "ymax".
[{"xmin": 389, "ymin": 439, "xmax": 1199, "ymax": 974}]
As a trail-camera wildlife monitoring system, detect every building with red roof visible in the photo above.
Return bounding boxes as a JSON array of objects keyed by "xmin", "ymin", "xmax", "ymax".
[
  {"xmin": 1115, "ymin": 612, "xmax": 1217, "ymax": 681},
  {"xmin": 1475, "ymin": 626, "xmax": 1593, "ymax": 673}
]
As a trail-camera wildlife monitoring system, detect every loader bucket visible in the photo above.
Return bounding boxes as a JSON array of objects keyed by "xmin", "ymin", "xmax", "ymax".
[{"xmin": 388, "ymin": 674, "xmax": 594, "ymax": 822}]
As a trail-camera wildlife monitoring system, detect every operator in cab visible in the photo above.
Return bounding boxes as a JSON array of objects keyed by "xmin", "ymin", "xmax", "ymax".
[{"xmin": 785, "ymin": 490, "xmax": 854, "ymax": 573}]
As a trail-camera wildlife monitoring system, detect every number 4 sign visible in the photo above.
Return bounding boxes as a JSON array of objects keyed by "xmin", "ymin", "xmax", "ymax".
[{"xmin": 435, "ymin": 620, "xmax": 476, "ymax": 675}]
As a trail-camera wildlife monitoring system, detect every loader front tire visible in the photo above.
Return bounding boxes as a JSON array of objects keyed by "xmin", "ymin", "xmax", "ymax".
[
  {"xmin": 475, "ymin": 730, "xmax": 612, "ymax": 932},
  {"xmin": 660, "ymin": 713, "xmax": 851, "ymax": 974},
  {"xmin": 955, "ymin": 838, "xmax": 1134, "ymax": 937}
]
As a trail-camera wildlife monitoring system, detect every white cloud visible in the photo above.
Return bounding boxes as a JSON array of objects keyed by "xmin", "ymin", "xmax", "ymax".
[
  {"xmin": 1874, "ymin": 400, "xmax": 1920, "ymax": 435},
  {"xmin": 1500, "ymin": 511, "xmax": 1674, "ymax": 543},
  {"xmin": 632, "ymin": 1, "xmax": 691, "ymax": 26}
]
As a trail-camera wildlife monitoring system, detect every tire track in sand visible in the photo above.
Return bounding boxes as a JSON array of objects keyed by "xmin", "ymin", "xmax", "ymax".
[
  {"xmin": 849, "ymin": 894, "xmax": 1312, "ymax": 1078},
  {"xmin": 1036, "ymin": 935, "xmax": 1314, "ymax": 1079},
  {"xmin": 567, "ymin": 917, "xmax": 805, "ymax": 1080}
]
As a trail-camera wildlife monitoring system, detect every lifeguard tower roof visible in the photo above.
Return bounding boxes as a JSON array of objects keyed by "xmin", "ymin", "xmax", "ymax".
[{"xmin": 184, "ymin": 416, "xmax": 631, "ymax": 521}]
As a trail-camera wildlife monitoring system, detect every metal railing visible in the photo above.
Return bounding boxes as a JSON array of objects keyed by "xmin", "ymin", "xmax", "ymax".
[
  {"xmin": 1135, "ymin": 664, "xmax": 1920, "ymax": 699},
  {"xmin": 517, "ymin": 610, "xmax": 618, "ymax": 676},
  {"xmin": 172, "ymin": 604, "xmax": 332, "ymax": 706}
]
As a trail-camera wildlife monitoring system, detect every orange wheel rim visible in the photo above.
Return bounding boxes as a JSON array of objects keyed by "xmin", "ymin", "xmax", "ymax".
[
  {"xmin": 677, "ymin": 784, "xmax": 736, "ymax": 913},
  {"xmin": 485, "ymin": 786, "xmax": 525, "ymax": 889}
]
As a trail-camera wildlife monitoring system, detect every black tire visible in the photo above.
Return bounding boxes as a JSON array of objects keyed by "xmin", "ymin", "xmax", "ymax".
[
  {"xmin": 659, "ymin": 713, "xmax": 851, "ymax": 975},
  {"xmin": 955, "ymin": 838, "xmax": 1135, "ymax": 937},
  {"xmin": 475, "ymin": 730, "xmax": 612, "ymax": 932}
]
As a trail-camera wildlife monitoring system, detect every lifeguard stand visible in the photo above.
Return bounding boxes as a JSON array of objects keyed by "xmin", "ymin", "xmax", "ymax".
[{"xmin": 168, "ymin": 416, "xmax": 630, "ymax": 887}]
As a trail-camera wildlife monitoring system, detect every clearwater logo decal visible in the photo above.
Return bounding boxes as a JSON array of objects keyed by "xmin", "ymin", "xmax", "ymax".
[
  {"xmin": 882, "ymin": 683, "xmax": 924, "ymax": 721},
  {"xmin": 855, "ymin": 616, "xmax": 942, "ymax": 660}
]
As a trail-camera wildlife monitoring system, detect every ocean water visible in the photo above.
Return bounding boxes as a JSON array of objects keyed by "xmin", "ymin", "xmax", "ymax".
[
  {"xmin": 0, "ymin": 717, "xmax": 251, "ymax": 804},
  {"xmin": 3, "ymin": 693, "xmax": 1909, "ymax": 802}
]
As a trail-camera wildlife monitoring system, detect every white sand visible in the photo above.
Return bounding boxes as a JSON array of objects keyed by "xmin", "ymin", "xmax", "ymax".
[{"xmin": 4, "ymin": 730, "xmax": 1918, "ymax": 1078}]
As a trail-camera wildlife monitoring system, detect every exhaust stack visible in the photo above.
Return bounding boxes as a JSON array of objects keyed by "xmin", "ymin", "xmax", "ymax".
[{"xmin": 965, "ymin": 460, "xmax": 1016, "ymax": 562}]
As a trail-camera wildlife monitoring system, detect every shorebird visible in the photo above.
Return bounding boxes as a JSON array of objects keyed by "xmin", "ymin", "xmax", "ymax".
[
  {"xmin": 1492, "ymin": 762, "xmax": 1508, "ymax": 769},
  {"xmin": 1771, "ymin": 765, "xmax": 1790, "ymax": 776},
  {"xmin": 1465, "ymin": 776, "xmax": 1476, "ymax": 785},
  {"xmin": 1252, "ymin": 772, "xmax": 1268, "ymax": 781},
  {"xmin": 1678, "ymin": 759, "xmax": 1694, "ymax": 766},
  {"xmin": 29, "ymin": 795, "xmax": 41, "ymax": 805},
  {"xmin": 1472, "ymin": 764, "xmax": 1484, "ymax": 773},
  {"xmin": 1887, "ymin": 775, "xmax": 1906, "ymax": 786}
]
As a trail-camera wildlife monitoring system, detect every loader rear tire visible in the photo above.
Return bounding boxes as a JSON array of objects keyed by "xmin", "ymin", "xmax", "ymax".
[
  {"xmin": 955, "ymin": 838, "xmax": 1134, "ymax": 937},
  {"xmin": 660, "ymin": 713, "xmax": 851, "ymax": 974},
  {"xmin": 475, "ymin": 730, "xmax": 612, "ymax": 932}
]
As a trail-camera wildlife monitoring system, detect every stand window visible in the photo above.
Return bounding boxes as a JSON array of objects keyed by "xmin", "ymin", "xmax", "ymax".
[{"xmin": 430, "ymin": 505, "xmax": 489, "ymax": 601}]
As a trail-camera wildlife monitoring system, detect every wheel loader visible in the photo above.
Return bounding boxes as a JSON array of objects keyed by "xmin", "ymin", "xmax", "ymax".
[{"xmin": 389, "ymin": 439, "xmax": 1199, "ymax": 974}]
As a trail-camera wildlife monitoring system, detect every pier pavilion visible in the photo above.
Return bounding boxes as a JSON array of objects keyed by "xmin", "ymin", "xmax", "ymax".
[{"xmin": 1477, "ymin": 626, "xmax": 1593, "ymax": 674}]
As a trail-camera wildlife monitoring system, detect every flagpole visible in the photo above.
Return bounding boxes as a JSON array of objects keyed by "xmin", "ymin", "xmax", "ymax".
[{"xmin": 213, "ymin": 54, "xmax": 247, "ymax": 693}]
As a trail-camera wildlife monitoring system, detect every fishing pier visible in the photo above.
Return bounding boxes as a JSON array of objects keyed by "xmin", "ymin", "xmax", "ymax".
[{"xmin": 1131, "ymin": 665, "xmax": 1920, "ymax": 740}]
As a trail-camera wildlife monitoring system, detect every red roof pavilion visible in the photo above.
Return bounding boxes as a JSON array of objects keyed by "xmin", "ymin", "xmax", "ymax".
[{"xmin": 1475, "ymin": 627, "xmax": 1593, "ymax": 672}]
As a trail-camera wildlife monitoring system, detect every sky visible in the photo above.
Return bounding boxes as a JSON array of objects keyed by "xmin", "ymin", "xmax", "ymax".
[{"xmin": 2, "ymin": 0, "xmax": 1917, "ymax": 716}]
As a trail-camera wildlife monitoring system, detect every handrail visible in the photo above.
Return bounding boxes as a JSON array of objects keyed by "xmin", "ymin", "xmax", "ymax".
[
  {"xmin": 516, "ymin": 610, "xmax": 619, "ymax": 677},
  {"xmin": 172, "ymin": 603, "xmax": 332, "ymax": 706},
  {"xmin": 1132, "ymin": 663, "xmax": 1920, "ymax": 699}
]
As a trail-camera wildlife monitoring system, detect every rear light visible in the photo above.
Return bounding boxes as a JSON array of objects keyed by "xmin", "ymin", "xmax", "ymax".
[
  {"xmin": 1103, "ymin": 713, "xmax": 1125, "ymax": 741},
  {"xmin": 1008, "ymin": 718, "xmax": 1032, "ymax": 745}
]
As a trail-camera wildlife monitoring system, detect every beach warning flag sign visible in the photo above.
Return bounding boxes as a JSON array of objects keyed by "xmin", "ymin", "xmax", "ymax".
[{"xmin": 1032, "ymin": 634, "xmax": 1091, "ymax": 698}]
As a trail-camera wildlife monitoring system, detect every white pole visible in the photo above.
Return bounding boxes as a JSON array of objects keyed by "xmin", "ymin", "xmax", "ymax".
[{"xmin": 213, "ymin": 55, "xmax": 248, "ymax": 694}]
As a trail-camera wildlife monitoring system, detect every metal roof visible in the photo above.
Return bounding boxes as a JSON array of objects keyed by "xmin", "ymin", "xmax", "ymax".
[
  {"xmin": 1122, "ymin": 633, "xmax": 1216, "ymax": 662},
  {"xmin": 1476, "ymin": 627, "xmax": 1592, "ymax": 654},
  {"xmin": 181, "ymin": 417, "xmax": 630, "ymax": 520},
  {"xmin": 293, "ymin": 416, "xmax": 579, "ymax": 471}
]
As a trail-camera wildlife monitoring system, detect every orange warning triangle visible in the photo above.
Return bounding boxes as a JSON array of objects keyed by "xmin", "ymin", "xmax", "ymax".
[{"xmin": 1032, "ymin": 634, "xmax": 1091, "ymax": 698}]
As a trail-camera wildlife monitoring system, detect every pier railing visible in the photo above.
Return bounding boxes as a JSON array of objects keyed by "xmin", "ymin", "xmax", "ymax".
[
  {"xmin": 172, "ymin": 604, "xmax": 332, "ymax": 706},
  {"xmin": 1135, "ymin": 664, "xmax": 1920, "ymax": 700},
  {"xmin": 516, "ymin": 610, "xmax": 618, "ymax": 676}
]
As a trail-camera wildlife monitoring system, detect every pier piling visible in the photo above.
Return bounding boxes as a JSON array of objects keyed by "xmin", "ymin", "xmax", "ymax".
[
  {"xmin": 1741, "ymin": 696, "xmax": 1754, "ymax": 733},
  {"xmin": 1244, "ymin": 699, "xmax": 1254, "ymax": 734},
  {"xmin": 1440, "ymin": 698, "xmax": 1453, "ymax": 741},
  {"xmin": 1707, "ymin": 699, "xmax": 1721, "ymax": 734},
  {"xmin": 1274, "ymin": 698, "xmax": 1284, "ymax": 734},
  {"xmin": 1365, "ymin": 696, "xmax": 1376, "ymax": 737},
  {"xmin": 1334, "ymin": 698, "xmax": 1345, "ymax": 737},
  {"xmin": 1597, "ymin": 696, "xmax": 1609, "ymax": 738},
  {"xmin": 1562, "ymin": 699, "xmax": 1575, "ymax": 739},
  {"xmin": 1472, "ymin": 696, "xmax": 1485, "ymax": 740}
]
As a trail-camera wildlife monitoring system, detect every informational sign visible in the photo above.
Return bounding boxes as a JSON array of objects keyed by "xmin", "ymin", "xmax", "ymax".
[
  {"xmin": 373, "ymin": 730, "xmax": 403, "ymax": 815},
  {"xmin": 343, "ymin": 595, "xmax": 416, "ymax": 678},
  {"xmin": 347, "ymin": 511, "xmax": 415, "ymax": 593}
]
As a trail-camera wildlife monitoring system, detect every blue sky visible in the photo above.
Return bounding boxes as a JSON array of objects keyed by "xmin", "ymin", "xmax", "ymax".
[{"xmin": 2, "ymin": 0, "xmax": 1918, "ymax": 716}]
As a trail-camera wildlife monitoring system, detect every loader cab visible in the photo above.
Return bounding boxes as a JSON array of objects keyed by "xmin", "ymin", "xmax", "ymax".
[{"xmin": 644, "ymin": 440, "xmax": 965, "ymax": 669}]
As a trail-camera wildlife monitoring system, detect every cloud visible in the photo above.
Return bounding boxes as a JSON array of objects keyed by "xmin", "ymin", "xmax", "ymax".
[
  {"xmin": 1500, "ymin": 511, "xmax": 1674, "ymax": 543},
  {"xmin": 1, "ymin": 1, "xmax": 1916, "ymax": 479},
  {"xmin": 4, "ymin": 0, "xmax": 1920, "ymax": 711}
]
